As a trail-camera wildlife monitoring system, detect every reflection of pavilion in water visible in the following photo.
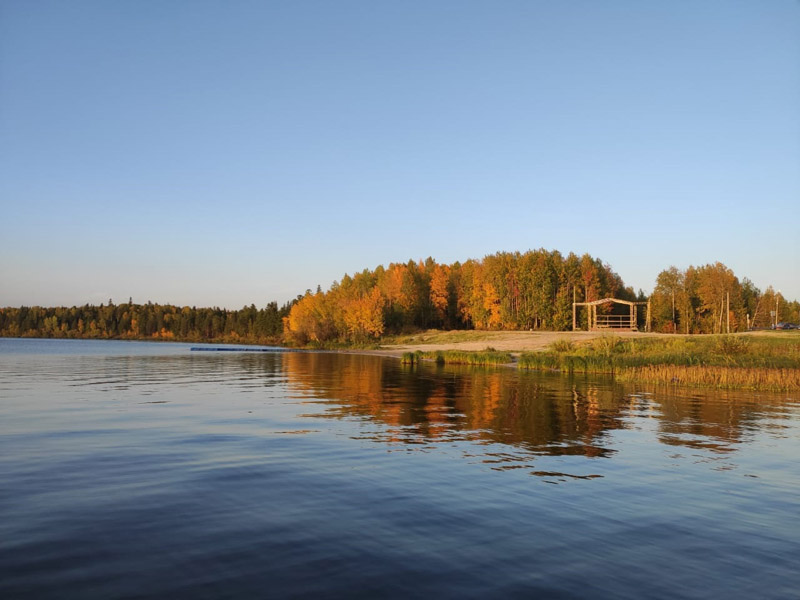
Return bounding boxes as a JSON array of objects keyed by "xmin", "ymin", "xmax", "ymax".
[{"xmin": 280, "ymin": 352, "xmax": 792, "ymax": 462}]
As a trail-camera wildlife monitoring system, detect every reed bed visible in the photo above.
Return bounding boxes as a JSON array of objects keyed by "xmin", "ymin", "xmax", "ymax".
[
  {"xmin": 516, "ymin": 352, "xmax": 613, "ymax": 373},
  {"xmin": 615, "ymin": 365, "xmax": 800, "ymax": 392},
  {"xmin": 402, "ymin": 334, "xmax": 800, "ymax": 390},
  {"xmin": 420, "ymin": 349, "xmax": 513, "ymax": 366},
  {"xmin": 400, "ymin": 351, "xmax": 419, "ymax": 365},
  {"xmin": 517, "ymin": 334, "xmax": 800, "ymax": 391}
]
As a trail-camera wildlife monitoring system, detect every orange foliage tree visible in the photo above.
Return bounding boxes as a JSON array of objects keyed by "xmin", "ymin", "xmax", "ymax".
[{"xmin": 282, "ymin": 249, "xmax": 636, "ymax": 342}]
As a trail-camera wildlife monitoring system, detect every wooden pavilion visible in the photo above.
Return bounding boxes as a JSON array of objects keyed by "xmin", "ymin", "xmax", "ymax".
[{"xmin": 573, "ymin": 298, "xmax": 651, "ymax": 332}]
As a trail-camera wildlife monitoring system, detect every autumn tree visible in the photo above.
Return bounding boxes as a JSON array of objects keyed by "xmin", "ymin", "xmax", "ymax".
[
  {"xmin": 429, "ymin": 263, "xmax": 451, "ymax": 327},
  {"xmin": 651, "ymin": 267, "xmax": 684, "ymax": 333},
  {"xmin": 7, "ymin": 250, "xmax": 791, "ymax": 344},
  {"xmin": 342, "ymin": 287, "xmax": 385, "ymax": 342}
]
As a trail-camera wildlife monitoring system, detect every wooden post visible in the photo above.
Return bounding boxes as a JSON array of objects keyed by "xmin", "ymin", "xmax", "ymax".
[
  {"xmin": 646, "ymin": 300, "xmax": 651, "ymax": 332},
  {"xmin": 630, "ymin": 304, "xmax": 635, "ymax": 330},
  {"xmin": 726, "ymin": 292, "xmax": 730, "ymax": 334},
  {"xmin": 573, "ymin": 302, "xmax": 577, "ymax": 331}
]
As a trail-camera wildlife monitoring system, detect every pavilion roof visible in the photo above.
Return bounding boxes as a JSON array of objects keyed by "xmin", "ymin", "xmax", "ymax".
[{"xmin": 574, "ymin": 297, "xmax": 647, "ymax": 306}]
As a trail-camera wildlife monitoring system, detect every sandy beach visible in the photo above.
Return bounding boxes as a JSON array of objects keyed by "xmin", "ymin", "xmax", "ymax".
[{"xmin": 347, "ymin": 329, "xmax": 672, "ymax": 358}]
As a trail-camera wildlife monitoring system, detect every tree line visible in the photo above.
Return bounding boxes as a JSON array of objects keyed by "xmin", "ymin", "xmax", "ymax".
[
  {"xmin": 285, "ymin": 250, "xmax": 635, "ymax": 344},
  {"xmin": 649, "ymin": 262, "xmax": 799, "ymax": 334},
  {"xmin": 2, "ymin": 250, "xmax": 797, "ymax": 345},
  {"xmin": 285, "ymin": 252, "xmax": 799, "ymax": 344},
  {"xmin": 0, "ymin": 300, "xmax": 292, "ymax": 344}
]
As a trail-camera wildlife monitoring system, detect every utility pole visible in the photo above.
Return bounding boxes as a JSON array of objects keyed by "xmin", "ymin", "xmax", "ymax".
[
  {"xmin": 726, "ymin": 292, "xmax": 730, "ymax": 334},
  {"xmin": 572, "ymin": 287, "xmax": 577, "ymax": 331}
]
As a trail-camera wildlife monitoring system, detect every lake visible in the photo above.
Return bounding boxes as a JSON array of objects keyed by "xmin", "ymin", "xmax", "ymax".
[{"xmin": 1, "ymin": 338, "xmax": 798, "ymax": 599}]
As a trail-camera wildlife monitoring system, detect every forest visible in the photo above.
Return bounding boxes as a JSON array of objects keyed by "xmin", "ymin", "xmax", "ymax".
[
  {"xmin": 285, "ymin": 250, "xmax": 630, "ymax": 344},
  {"xmin": 284, "ymin": 250, "xmax": 800, "ymax": 344},
  {"xmin": 647, "ymin": 264, "xmax": 797, "ymax": 334},
  {"xmin": 0, "ymin": 300, "xmax": 291, "ymax": 344},
  {"xmin": 2, "ymin": 249, "xmax": 798, "ymax": 345}
]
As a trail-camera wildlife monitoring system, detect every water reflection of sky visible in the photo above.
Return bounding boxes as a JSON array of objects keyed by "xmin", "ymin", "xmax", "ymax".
[{"xmin": 3, "ymin": 342, "xmax": 800, "ymax": 598}]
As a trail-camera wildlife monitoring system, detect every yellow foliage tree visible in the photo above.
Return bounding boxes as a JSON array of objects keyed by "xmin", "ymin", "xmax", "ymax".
[
  {"xmin": 430, "ymin": 263, "xmax": 450, "ymax": 324},
  {"xmin": 343, "ymin": 287, "xmax": 385, "ymax": 341},
  {"xmin": 284, "ymin": 292, "xmax": 337, "ymax": 344},
  {"xmin": 483, "ymin": 282, "xmax": 502, "ymax": 328}
]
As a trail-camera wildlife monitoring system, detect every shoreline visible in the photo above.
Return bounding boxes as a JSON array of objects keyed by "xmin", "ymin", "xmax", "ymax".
[
  {"xmin": 4, "ymin": 328, "xmax": 796, "ymax": 359},
  {"xmin": 338, "ymin": 331, "xmax": 800, "ymax": 392},
  {"xmin": 4, "ymin": 332, "xmax": 798, "ymax": 392}
]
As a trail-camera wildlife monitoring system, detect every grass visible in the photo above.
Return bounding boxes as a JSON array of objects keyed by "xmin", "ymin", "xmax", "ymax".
[
  {"xmin": 412, "ymin": 349, "xmax": 513, "ymax": 366},
  {"xmin": 518, "ymin": 334, "xmax": 800, "ymax": 391},
  {"xmin": 383, "ymin": 329, "xmax": 510, "ymax": 346},
  {"xmin": 389, "ymin": 330, "xmax": 800, "ymax": 390},
  {"xmin": 550, "ymin": 339, "xmax": 576, "ymax": 353},
  {"xmin": 614, "ymin": 365, "xmax": 800, "ymax": 392},
  {"xmin": 401, "ymin": 351, "xmax": 419, "ymax": 365}
]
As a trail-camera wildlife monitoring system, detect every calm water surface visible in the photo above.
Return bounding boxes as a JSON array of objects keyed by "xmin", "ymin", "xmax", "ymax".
[{"xmin": 1, "ymin": 338, "xmax": 799, "ymax": 599}]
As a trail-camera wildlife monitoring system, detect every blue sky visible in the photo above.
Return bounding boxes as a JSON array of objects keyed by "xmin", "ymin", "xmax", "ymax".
[{"xmin": 1, "ymin": 1, "xmax": 798, "ymax": 308}]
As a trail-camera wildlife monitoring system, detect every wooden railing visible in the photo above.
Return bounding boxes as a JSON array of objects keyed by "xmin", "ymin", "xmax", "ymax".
[{"xmin": 594, "ymin": 315, "xmax": 635, "ymax": 329}]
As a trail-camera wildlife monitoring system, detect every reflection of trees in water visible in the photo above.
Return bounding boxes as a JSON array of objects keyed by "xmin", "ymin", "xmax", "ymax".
[
  {"xmin": 282, "ymin": 352, "xmax": 794, "ymax": 462},
  {"xmin": 283, "ymin": 352, "xmax": 629, "ymax": 458}
]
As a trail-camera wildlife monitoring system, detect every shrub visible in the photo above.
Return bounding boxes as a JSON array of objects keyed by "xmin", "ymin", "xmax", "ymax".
[
  {"xmin": 591, "ymin": 335, "xmax": 625, "ymax": 357},
  {"xmin": 712, "ymin": 335, "xmax": 750, "ymax": 357},
  {"xmin": 549, "ymin": 339, "xmax": 575, "ymax": 353}
]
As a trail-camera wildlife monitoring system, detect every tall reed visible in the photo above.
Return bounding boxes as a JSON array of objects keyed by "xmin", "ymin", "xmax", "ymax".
[
  {"xmin": 517, "ymin": 334, "xmax": 800, "ymax": 390},
  {"xmin": 615, "ymin": 365, "xmax": 800, "ymax": 391},
  {"xmin": 420, "ymin": 350, "xmax": 512, "ymax": 366},
  {"xmin": 401, "ymin": 351, "xmax": 418, "ymax": 365}
]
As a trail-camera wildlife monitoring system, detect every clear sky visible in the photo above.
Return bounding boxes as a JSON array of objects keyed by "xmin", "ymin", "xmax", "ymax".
[{"xmin": 1, "ymin": 1, "xmax": 798, "ymax": 308}]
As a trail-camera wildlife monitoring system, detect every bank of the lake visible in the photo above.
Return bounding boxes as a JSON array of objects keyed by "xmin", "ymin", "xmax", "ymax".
[
  {"xmin": 368, "ymin": 331, "xmax": 800, "ymax": 392},
  {"xmin": 5, "ymin": 329, "xmax": 799, "ymax": 391}
]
